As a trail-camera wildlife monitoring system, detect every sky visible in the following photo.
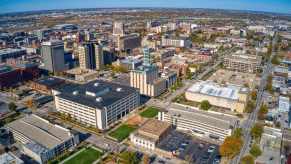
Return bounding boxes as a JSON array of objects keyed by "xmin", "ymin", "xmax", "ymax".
[{"xmin": 0, "ymin": 0, "xmax": 290, "ymax": 14}]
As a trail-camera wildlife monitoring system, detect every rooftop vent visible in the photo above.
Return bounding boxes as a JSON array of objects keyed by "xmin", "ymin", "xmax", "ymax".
[
  {"xmin": 96, "ymin": 97, "xmax": 103, "ymax": 102},
  {"xmin": 94, "ymin": 82, "xmax": 99, "ymax": 87},
  {"xmin": 72, "ymin": 91, "xmax": 79, "ymax": 95},
  {"xmin": 116, "ymin": 87, "xmax": 123, "ymax": 92}
]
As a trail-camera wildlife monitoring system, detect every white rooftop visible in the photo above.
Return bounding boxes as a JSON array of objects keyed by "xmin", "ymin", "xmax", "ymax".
[{"xmin": 187, "ymin": 81, "xmax": 245, "ymax": 100}]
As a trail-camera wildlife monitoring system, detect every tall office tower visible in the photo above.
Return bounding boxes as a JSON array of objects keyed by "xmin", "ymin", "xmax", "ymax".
[
  {"xmin": 113, "ymin": 21, "xmax": 124, "ymax": 36},
  {"xmin": 130, "ymin": 47, "xmax": 166, "ymax": 97},
  {"xmin": 41, "ymin": 40, "xmax": 66, "ymax": 73},
  {"xmin": 143, "ymin": 48, "xmax": 153, "ymax": 66},
  {"xmin": 78, "ymin": 42, "xmax": 104, "ymax": 70}
]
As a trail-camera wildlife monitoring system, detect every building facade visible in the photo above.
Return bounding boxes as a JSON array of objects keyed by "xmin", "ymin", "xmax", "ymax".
[
  {"xmin": 41, "ymin": 40, "xmax": 66, "ymax": 73},
  {"xmin": 158, "ymin": 104, "xmax": 239, "ymax": 141},
  {"xmin": 78, "ymin": 42, "xmax": 104, "ymax": 71},
  {"xmin": 130, "ymin": 48, "xmax": 167, "ymax": 97},
  {"xmin": 223, "ymin": 53, "xmax": 262, "ymax": 73},
  {"xmin": 185, "ymin": 81, "xmax": 248, "ymax": 113},
  {"xmin": 53, "ymin": 80, "xmax": 140, "ymax": 130},
  {"xmin": 6, "ymin": 114, "xmax": 79, "ymax": 164}
]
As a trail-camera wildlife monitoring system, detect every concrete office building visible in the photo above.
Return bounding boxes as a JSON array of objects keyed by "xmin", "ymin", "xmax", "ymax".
[
  {"xmin": 41, "ymin": 40, "xmax": 66, "ymax": 73},
  {"xmin": 6, "ymin": 114, "xmax": 79, "ymax": 164},
  {"xmin": 0, "ymin": 48, "xmax": 26, "ymax": 63},
  {"xmin": 53, "ymin": 80, "xmax": 140, "ymax": 130},
  {"xmin": 117, "ymin": 34, "xmax": 141, "ymax": 52},
  {"xmin": 78, "ymin": 42, "xmax": 104, "ymax": 70},
  {"xmin": 158, "ymin": 103, "xmax": 239, "ymax": 141},
  {"xmin": 130, "ymin": 48, "xmax": 167, "ymax": 97},
  {"xmin": 161, "ymin": 36, "xmax": 191, "ymax": 48},
  {"xmin": 130, "ymin": 119, "xmax": 172, "ymax": 150},
  {"xmin": 223, "ymin": 52, "xmax": 262, "ymax": 73},
  {"xmin": 113, "ymin": 21, "xmax": 124, "ymax": 36},
  {"xmin": 185, "ymin": 81, "xmax": 249, "ymax": 113}
]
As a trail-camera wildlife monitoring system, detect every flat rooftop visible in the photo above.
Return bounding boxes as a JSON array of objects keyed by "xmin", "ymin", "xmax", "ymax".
[
  {"xmin": 138, "ymin": 119, "xmax": 171, "ymax": 138},
  {"xmin": 56, "ymin": 80, "xmax": 138, "ymax": 109},
  {"xmin": 187, "ymin": 81, "xmax": 247, "ymax": 100},
  {"xmin": 34, "ymin": 77, "xmax": 64, "ymax": 87},
  {"xmin": 166, "ymin": 103, "xmax": 239, "ymax": 130},
  {"xmin": 0, "ymin": 48, "xmax": 26, "ymax": 56},
  {"xmin": 6, "ymin": 114, "xmax": 72, "ymax": 150}
]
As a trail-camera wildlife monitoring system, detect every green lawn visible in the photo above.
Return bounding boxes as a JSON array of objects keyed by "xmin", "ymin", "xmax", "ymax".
[
  {"xmin": 140, "ymin": 107, "xmax": 159, "ymax": 118},
  {"xmin": 64, "ymin": 147, "xmax": 102, "ymax": 164},
  {"xmin": 109, "ymin": 124, "xmax": 137, "ymax": 142}
]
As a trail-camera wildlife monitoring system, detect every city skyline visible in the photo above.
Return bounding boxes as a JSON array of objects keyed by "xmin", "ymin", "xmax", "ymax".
[{"xmin": 1, "ymin": 0, "xmax": 291, "ymax": 14}]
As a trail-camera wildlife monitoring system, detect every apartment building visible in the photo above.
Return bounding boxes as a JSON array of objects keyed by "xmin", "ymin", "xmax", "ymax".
[
  {"xmin": 223, "ymin": 52, "xmax": 262, "ymax": 73},
  {"xmin": 185, "ymin": 81, "xmax": 249, "ymax": 113},
  {"xmin": 158, "ymin": 103, "xmax": 239, "ymax": 141},
  {"xmin": 53, "ymin": 80, "xmax": 140, "ymax": 130},
  {"xmin": 6, "ymin": 114, "xmax": 79, "ymax": 164}
]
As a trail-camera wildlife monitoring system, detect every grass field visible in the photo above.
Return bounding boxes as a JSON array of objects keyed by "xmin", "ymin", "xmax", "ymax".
[
  {"xmin": 109, "ymin": 124, "xmax": 137, "ymax": 142},
  {"xmin": 140, "ymin": 107, "xmax": 159, "ymax": 118},
  {"xmin": 64, "ymin": 147, "xmax": 102, "ymax": 164}
]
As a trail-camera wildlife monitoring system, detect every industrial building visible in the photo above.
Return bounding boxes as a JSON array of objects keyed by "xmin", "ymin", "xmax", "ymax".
[
  {"xmin": 185, "ymin": 81, "xmax": 249, "ymax": 113},
  {"xmin": 158, "ymin": 103, "xmax": 239, "ymax": 141},
  {"xmin": 6, "ymin": 114, "xmax": 79, "ymax": 164},
  {"xmin": 53, "ymin": 80, "xmax": 140, "ymax": 130}
]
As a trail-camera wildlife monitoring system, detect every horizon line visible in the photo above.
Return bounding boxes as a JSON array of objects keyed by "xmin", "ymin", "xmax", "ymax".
[{"xmin": 0, "ymin": 7, "xmax": 290, "ymax": 16}]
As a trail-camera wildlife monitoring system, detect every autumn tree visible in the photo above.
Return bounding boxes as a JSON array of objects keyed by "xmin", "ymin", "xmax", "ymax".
[
  {"xmin": 245, "ymin": 101, "xmax": 255, "ymax": 113},
  {"xmin": 241, "ymin": 155, "xmax": 254, "ymax": 164},
  {"xmin": 251, "ymin": 123, "xmax": 264, "ymax": 140},
  {"xmin": 258, "ymin": 104, "xmax": 268, "ymax": 120},
  {"xmin": 219, "ymin": 136, "xmax": 243, "ymax": 159},
  {"xmin": 250, "ymin": 90, "xmax": 257, "ymax": 101},
  {"xmin": 250, "ymin": 144, "xmax": 262, "ymax": 158}
]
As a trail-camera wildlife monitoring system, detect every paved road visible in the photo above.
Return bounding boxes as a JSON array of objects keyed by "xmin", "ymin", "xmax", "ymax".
[{"xmin": 231, "ymin": 33, "xmax": 278, "ymax": 164}]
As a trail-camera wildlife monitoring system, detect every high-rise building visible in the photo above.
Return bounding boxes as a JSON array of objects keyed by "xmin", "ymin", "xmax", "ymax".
[
  {"xmin": 117, "ymin": 34, "xmax": 141, "ymax": 52},
  {"xmin": 41, "ymin": 40, "xmax": 66, "ymax": 73},
  {"xmin": 78, "ymin": 42, "xmax": 104, "ymax": 71},
  {"xmin": 113, "ymin": 21, "xmax": 124, "ymax": 36},
  {"xmin": 130, "ymin": 48, "xmax": 167, "ymax": 97}
]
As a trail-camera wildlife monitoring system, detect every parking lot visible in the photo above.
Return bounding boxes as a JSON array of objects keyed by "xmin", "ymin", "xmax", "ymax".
[{"xmin": 157, "ymin": 130, "xmax": 220, "ymax": 164}]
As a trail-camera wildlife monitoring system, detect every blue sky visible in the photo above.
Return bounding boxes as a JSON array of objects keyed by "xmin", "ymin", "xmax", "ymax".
[{"xmin": 0, "ymin": 0, "xmax": 290, "ymax": 14}]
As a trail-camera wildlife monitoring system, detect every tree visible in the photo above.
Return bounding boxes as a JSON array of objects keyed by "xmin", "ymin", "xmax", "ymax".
[
  {"xmin": 8, "ymin": 102, "xmax": 17, "ymax": 112},
  {"xmin": 233, "ymin": 128, "xmax": 243, "ymax": 138},
  {"xmin": 250, "ymin": 90, "xmax": 257, "ymax": 101},
  {"xmin": 119, "ymin": 152, "xmax": 140, "ymax": 164},
  {"xmin": 25, "ymin": 99, "xmax": 35, "ymax": 109},
  {"xmin": 200, "ymin": 100, "xmax": 212, "ymax": 111},
  {"xmin": 143, "ymin": 154, "xmax": 150, "ymax": 164},
  {"xmin": 219, "ymin": 136, "xmax": 243, "ymax": 159},
  {"xmin": 258, "ymin": 104, "xmax": 268, "ymax": 120},
  {"xmin": 241, "ymin": 155, "xmax": 254, "ymax": 164},
  {"xmin": 245, "ymin": 101, "xmax": 255, "ymax": 113},
  {"xmin": 251, "ymin": 123, "xmax": 264, "ymax": 140},
  {"xmin": 250, "ymin": 144, "xmax": 262, "ymax": 158}
]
